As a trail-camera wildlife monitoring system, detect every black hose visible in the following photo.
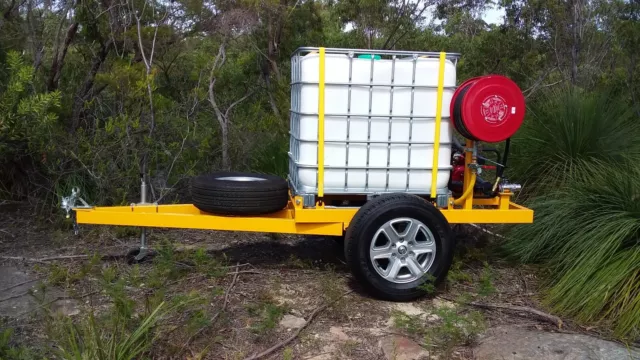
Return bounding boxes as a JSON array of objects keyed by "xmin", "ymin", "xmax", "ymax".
[
  {"xmin": 452, "ymin": 83, "xmax": 478, "ymax": 140},
  {"xmin": 497, "ymin": 138, "xmax": 510, "ymax": 179},
  {"xmin": 492, "ymin": 138, "xmax": 510, "ymax": 195}
]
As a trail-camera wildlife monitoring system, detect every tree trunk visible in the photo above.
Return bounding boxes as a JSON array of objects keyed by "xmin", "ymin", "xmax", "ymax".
[
  {"xmin": 570, "ymin": 0, "xmax": 580, "ymax": 85},
  {"xmin": 262, "ymin": 70, "xmax": 281, "ymax": 121},
  {"xmin": 221, "ymin": 124, "xmax": 229, "ymax": 170},
  {"xmin": 70, "ymin": 41, "xmax": 111, "ymax": 132},
  {"xmin": 48, "ymin": 8, "xmax": 78, "ymax": 91},
  {"xmin": 208, "ymin": 43, "xmax": 230, "ymax": 170}
]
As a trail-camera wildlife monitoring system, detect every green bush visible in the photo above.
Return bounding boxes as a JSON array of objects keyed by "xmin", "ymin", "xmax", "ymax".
[
  {"xmin": 53, "ymin": 302, "xmax": 168, "ymax": 360},
  {"xmin": 504, "ymin": 86, "xmax": 640, "ymax": 339},
  {"xmin": 509, "ymin": 87, "xmax": 640, "ymax": 196},
  {"xmin": 506, "ymin": 161, "xmax": 640, "ymax": 338}
]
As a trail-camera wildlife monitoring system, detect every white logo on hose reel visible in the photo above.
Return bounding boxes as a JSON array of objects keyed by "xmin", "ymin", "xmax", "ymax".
[{"xmin": 481, "ymin": 95, "xmax": 508, "ymax": 124}]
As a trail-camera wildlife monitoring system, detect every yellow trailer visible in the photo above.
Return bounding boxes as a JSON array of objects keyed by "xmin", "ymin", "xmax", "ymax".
[{"xmin": 61, "ymin": 47, "xmax": 533, "ymax": 301}]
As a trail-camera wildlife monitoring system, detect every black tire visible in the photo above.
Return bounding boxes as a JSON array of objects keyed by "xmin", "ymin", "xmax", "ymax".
[
  {"xmin": 191, "ymin": 172, "xmax": 289, "ymax": 215},
  {"xmin": 344, "ymin": 193, "xmax": 454, "ymax": 301}
]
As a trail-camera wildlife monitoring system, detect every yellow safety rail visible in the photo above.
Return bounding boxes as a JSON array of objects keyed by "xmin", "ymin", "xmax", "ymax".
[
  {"xmin": 430, "ymin": 52, "xmax": 446, "ymax": 198},
  {"xmin": 317, "ymin": 47, "xmax": 326, "ymax": 198}
]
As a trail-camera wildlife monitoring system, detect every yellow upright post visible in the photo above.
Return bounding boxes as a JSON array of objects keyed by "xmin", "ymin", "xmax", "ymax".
[
  {"xmin": 318, "ymin": 47, "xmax": 326, "ymax": 198},
  {"xmin": 430, "ymin": 52, "xmax": 446, "ymax": 198},
  {"xmin": 462, "ymin": 139, "xmax": 474, "ymax": 210}
]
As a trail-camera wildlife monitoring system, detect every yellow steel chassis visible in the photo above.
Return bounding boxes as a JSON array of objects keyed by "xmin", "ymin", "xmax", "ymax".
[
  {"xmin": 73, "ymin": 47, "xmax": 533, "ymax": 235},
  {"xmin": 75, "ymin": 192, "xmax": 532, "ymax": 236}
]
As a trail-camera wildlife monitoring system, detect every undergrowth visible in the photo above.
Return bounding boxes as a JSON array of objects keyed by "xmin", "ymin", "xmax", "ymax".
[
  {"xmin": 504, "ymin": 86, "xmax": 640, "ymax": 339},
  {"xmin": 509, "ymin": 86, "xmax": 640, "ymax": 196},
  {"xmin": 51, "ymin": 302, "xmax": 169, "ymax": 360},
  {"xmin": 506, "ymin": 161, "xmax": 640, "ymax": 339},
  {"xmin": 392, "ymin": 306, "xmax": 485, "ymax": 357},
  {"xmin": 246, "ymin": 293, "xmax": 287, "ymax": 335}
]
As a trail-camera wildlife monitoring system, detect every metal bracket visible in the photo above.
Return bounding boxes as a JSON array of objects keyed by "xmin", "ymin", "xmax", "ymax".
[
  {"xmin": 302, "ymin": 194, "xmax": 316, "ymax": 208},
  {"xmin": 435, "ymin": 193, "xmax": 450, "ymax": 209}
]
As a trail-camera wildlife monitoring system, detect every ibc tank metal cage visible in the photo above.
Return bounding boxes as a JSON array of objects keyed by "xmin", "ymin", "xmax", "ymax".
[{"xmin": 288, "ymin": 47, "xmax": 462, "ymax": 205}]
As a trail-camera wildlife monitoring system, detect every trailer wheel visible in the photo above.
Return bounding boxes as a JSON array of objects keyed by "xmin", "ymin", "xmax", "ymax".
[
  {"xmin": 191, "ymin": 172, "xmax": 289, "ymax": 215},
  {"xmin": 345, "ymin": 194, "xmax": 454, "ymax": 301}
]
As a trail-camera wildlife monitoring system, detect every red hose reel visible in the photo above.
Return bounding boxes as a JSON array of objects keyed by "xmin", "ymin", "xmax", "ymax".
[{"xmin": 450, "ymin": 75, "xmax": 526, "ymax": 143}]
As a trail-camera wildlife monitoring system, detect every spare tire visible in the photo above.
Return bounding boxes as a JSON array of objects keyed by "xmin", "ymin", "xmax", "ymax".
[{"xmin": 191, "ymin": 172, "xmax": 289, "ymax": 215}]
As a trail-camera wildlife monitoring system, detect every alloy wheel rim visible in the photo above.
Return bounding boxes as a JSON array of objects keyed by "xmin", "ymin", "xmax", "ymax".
[{"xmin": 369, "ymin": 217, "xmax": 436, "ymax": 284}]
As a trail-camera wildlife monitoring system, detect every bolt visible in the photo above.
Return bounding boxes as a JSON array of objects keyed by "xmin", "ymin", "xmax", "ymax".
[
  {"xmin": 392, "ymin": 253, "xmax": 396, "ymax": 257},
  {"xmin": 295, "ymin": 199, "xmax": 301, "ymax": 205},
  {"xmin": 392, "ymin": 244, "xmax": 396, "ymax": 248},
  {"xmin": 408, "ymin": 241, "xmax": 414, "ymax": 245},
  {"xmin": 401, "ymin": 256, "xmax": 406, "ymax": 260}
]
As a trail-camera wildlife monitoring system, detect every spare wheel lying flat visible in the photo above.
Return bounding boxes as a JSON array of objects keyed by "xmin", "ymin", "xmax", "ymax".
[{"xmin": 191, "ymin": 172, "xmax": 289, "ymax": 215}]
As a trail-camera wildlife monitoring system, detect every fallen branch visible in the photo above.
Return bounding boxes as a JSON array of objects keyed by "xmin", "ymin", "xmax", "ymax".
[
  {"xmin": 0, "ymin": 229, "xmax": 15, "ymax": 238},
  {"xmin": 0, "ymin": 278, "xmax": 42, "ymax": 293},
  {"xmin": 466, "ymin": 301, "xmax": 563, "ymax": 328},
  {"xmin": 0, "ymin": 254, "xmax": 127, "ymax": 263},
  {"xmin": 244, "ymin": 290, "xmax": 354, "ymax": 360},
  {"xmin": 0, "ymin": 256, "xmax": 48, "ymax": 264},
  {"xmin": 181, "ymin": 263, "xmax": 241, "ymax": 352},
  {"xmin": 0, "ymin": 291, "xmax": 30, "ymax": 303}
]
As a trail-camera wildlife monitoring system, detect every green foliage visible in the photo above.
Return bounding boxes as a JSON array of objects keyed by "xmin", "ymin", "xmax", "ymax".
[
  {"xmin": 0, "ymin": 327, "xmax": 33, "ymax": 360},
  {"xmin": 282, "ymin": 347, "xmax": 294, "ymax": 360},
  {"xmin": 146, "ymin": 240, "xmax": 189, "ymax": 289},
  {"xmin": 184, "ymin": 248, "xmax": 228, "ymax": 277},
  {"xmin": 246, "ymin": 296, "xmax": 287, "ymax": 335},
  {"xmin": 46, "ymin": 254, "xmax": 102, "ymax": 287},
  {"xmin": 53, "ymin": 302, "xmax": 168, "ymax": 360},
  {"xmin": 510, "ymin": 87, "xmax": 640, "ymax": 195},
  {"xmin": 391, "ymin": 306, "xmax": 485, "ymax": 355},
  {"xmin": 0, "ymin": 51, "xmax": 61, "ymax": 158},
  {"xmin": 477, "ymin": 262, "xmax": 496, "ymax": 297},
  {"xmin": 417, "ymin": 274, "xmax": 437, "ymax": 294},
  {"xmin": 424, "ymin": 307, "xmax": 485, "ymax": 351},
  {"xmin": 505, "ymin": 161, "xmax": 640, "ymax": 338},
  {"xmin": 446, "ymin": 260, "xmax": 473, "ymax": 285}
]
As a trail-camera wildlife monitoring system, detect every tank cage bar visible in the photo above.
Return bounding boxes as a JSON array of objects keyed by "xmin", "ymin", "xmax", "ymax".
[
  {"xmin": 309, "ymin": 47, "xmax": 451, "ymax": 200},
  {"xmin": 430, "ymin": 52, "xmax": 446, "ymax": 198}
]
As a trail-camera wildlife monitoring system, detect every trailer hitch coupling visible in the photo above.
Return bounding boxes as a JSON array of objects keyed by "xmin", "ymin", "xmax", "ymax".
[{"xmin": 61, "ymin": 188, "xmax": 92, "ymax": 235}]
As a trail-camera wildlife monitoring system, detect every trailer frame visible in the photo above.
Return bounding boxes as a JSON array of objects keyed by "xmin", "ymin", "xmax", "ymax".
[{"xmin": 60, "ymin": 47, "xmax": 534, "ymax": 291}]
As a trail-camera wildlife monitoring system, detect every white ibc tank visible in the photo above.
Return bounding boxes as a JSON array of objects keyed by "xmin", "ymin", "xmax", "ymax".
[{"xmin": 289, "ymin": 50, "xmax": 457, "ymax": 195}]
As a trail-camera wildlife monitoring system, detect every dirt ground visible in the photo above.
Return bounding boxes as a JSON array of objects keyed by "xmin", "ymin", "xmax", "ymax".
[{"xmin": 0, "ymin": 204, "xmax": 628, "ymax": 360}]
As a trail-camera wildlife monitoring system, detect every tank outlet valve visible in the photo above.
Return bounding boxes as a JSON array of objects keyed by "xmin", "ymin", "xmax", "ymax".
[
  {"xmin": 499, "ymin": 182, "xmax": 522, "ymax": 192},
  {"xmin": 468, "ymin": 163, "xmax": 482, "ymax": 175}
]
